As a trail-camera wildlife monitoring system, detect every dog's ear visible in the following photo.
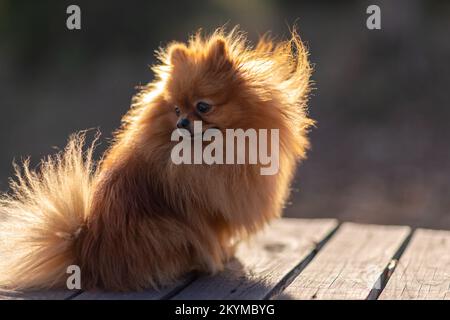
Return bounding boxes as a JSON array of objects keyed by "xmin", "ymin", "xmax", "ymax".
[
  {"xmin": 208, "ymin": 38, "xmax": 227, "ymax": 59},
  {"xmin": 207, "ymin": 38, "xmax": 233, "ymax": 72},
  {"xmin": 168, "ymin": 43, "xmax": 189, "ymax": 65}
]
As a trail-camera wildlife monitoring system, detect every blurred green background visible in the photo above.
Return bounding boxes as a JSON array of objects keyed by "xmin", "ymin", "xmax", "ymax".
[{"xmin": 1, "ymin": 0, "xmax": 450, "ymax": 228}]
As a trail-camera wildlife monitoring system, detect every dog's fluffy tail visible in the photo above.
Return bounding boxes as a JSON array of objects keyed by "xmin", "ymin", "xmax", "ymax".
[{"xmin": 0, "ymin": 133, "xmax": 98, "ymax": 290}]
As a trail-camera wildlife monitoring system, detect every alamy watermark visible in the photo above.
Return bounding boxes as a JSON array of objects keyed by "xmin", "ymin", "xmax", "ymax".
[
  {"xmin": 170, "ymin": 121, "xmax": 280, "ymax": 176},
  {"xmin": 65, "ymin": 4, "xmax": 380, "ymax": 31},
  {"xmin": 366, "ymin": 5, "xmax": 381, "ymax": 30},
  {"xmin": 66, "ymin": 5, "xmax": 81, "ymax": 30},
  {"xmin": 66, "ymin": 265, "xmax": 81, "ymax": 290}
]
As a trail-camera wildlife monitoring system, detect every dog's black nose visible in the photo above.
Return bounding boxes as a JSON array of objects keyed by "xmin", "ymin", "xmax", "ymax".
[{"xmin": 177, "ymin": 118, "xmax": 190, "ymax": 129}]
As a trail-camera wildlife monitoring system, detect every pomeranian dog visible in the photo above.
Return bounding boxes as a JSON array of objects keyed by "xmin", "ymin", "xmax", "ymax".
[{"xmin": 0, "ymin": 27, "xmax": 313, "ymax": 291}]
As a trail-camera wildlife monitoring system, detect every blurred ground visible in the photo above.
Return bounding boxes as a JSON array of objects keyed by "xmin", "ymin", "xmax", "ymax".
[{"xmin": 1, "ymin": 0, "xmax": 449, "ymax": 228}]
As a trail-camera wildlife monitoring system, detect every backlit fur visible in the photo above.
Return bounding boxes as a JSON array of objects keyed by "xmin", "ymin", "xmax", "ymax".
[{"xmin": 0, "ymin": 27, "xmax": 313, "ymax": 291}]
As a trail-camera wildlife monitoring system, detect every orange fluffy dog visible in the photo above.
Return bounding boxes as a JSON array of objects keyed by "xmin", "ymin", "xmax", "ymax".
[{"xmin": 0, "ymin": 27, "xmax": 313, "ymax": 291}]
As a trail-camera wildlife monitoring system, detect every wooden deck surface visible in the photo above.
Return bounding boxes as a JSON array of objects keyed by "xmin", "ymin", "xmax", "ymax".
[{"xmin": 1, "ymin": 218, "xmax": 449, "ymax": 300}]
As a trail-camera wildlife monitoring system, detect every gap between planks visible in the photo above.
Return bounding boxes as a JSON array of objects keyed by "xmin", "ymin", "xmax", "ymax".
[
  {"xmin": 379, "ymin": 228, "xmax": 450, "ymax": 300},
  {"xmin": 367, "ymin": 230, "xmax": 413, "ymax": 300},
  {"xmin": 0, "ymin": 289, "xmax": 79, "ymax": 300},
  {"xmin": 275, "ymin": 222, "xmax": 412, "ymax": 300}
]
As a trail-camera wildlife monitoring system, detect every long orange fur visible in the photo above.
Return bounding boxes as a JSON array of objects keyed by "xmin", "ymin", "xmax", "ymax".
[{"xmin": 0, "ymin": 27, "xmax": 313, "ymax": 291}]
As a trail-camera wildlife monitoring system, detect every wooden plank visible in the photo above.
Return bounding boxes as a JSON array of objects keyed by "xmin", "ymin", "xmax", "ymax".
[
  {"xmin": 73, "ymin": 275, "xmax": 194, "ymax": 300},
  {"xmin": 0, "ymin": 289, "xmax": 78, "ymax": 300},
  {"xmin": 171, "ymin": 218, "xmax": 338, "ymax": 300},
  {"xmin": 277, "ymin": 223, "xmax": 410, "ymax": 300},
  {"xmin": 379, "ymin": 228, "xmax": 450, "ymax": 300}
]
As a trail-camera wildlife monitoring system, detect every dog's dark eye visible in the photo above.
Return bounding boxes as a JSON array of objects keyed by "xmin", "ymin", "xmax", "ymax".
[
  {"xmin": 196, "ymin": 102, "xmax": 211, "ymax": 114},
  {"xmin": 174, "ymin": 106, "xmax": 180, "ymax": 116}
]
